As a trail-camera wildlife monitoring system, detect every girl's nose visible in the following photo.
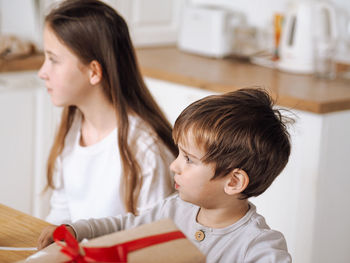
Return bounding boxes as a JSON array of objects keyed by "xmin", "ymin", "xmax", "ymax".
[{"xmin": 37, "ymin": 63, "xmax": 48, "ymax": 80}]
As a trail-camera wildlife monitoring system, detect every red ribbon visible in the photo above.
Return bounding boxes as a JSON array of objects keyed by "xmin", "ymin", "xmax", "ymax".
[{"xmin": 53, "ymin": 224, "xmax": 186, "ymax": 263}]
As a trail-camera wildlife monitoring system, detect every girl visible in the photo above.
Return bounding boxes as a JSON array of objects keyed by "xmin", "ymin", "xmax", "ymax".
[{"xmin": 38, "ymin": 0, "xmax": 177, "ymax": 224}]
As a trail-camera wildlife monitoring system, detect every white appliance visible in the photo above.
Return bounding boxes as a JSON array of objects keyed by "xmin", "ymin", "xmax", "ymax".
[
  {"xmin": 178, "ymin": 5, "xmax": 237, "ymax": 58},
  {"xmin": 277, "ymin": 0, "xmax": 337, "ymax": 74}
]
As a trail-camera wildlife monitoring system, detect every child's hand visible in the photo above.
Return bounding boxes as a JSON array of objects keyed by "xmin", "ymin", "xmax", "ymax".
[
  {"xmin": 37, "ymin": 225, "xmax": 57, "ymax": 250},
  {"xmin": 37, "ymin": 225, "xmax": 76, "ymax": 250}
]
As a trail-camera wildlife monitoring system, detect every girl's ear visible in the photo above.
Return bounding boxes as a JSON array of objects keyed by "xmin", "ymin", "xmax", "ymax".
[
  {"xmin": 224, "ymin": 168, "xmax": 249, "ymax": 196},
  {"xmin": 89, "ymin": 60, "xmax": 102, "ymax": 85}
]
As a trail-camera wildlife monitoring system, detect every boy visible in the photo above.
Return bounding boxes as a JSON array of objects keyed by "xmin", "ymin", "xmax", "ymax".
[{"xmin": 38, "ymin": 88, "xmax": 293, "ymax": 262}]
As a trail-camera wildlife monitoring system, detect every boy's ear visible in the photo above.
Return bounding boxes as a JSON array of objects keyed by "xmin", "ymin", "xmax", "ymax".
[
  {"xmin": 224, "ymin": 168, "xmax": 249, "ymax": 196},
  {"xmin": 88, "ymin": 60, "xmax": 103, "ymax": 85}
]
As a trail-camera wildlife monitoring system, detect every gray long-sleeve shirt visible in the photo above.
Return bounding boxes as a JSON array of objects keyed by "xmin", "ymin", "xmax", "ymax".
[{"xmin": 70, "ymin": 194, "xmax": 292, "ymax": 263}]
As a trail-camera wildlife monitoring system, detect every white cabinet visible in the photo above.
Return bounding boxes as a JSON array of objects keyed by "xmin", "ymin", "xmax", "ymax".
[
  {"xmin": 110, "ymin": 0, "xmax": 185, "ymax": 46},
  {"xmin": 146, "ymin": 77, "xmax": 216, "ymax": 124},
  {"xmin": 0, "ymin": 80, "xmax": 37, "ymax": 215},
  {"xmin": 0, "ymin": 71, "xmax": 60, "ymax": 218},
  {"xmin": 252, "ymin": 109, "xmax": 350, "ymax": 263}
]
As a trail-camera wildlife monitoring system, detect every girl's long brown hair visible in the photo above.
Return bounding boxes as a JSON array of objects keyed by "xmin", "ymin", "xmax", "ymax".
[{"xmin": 45, "ymin": 0, "xmax": 177, "ymax": 213}]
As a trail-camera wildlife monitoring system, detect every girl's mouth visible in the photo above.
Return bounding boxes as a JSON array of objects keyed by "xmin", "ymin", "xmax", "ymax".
[{"xmin": 174, "ymin": 182, "xmax": 180, "ymax": 189}]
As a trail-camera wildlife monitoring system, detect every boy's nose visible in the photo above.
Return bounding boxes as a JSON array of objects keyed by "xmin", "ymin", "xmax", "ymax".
[{"xmin": 170, "ymin": 157, "xmax": 180, "ymax": 175}]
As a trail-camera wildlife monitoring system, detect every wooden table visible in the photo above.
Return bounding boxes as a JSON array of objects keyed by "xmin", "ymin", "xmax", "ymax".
[{"xmin": 0, "ymin": 203, "xmax": 51, "ymax": 263}]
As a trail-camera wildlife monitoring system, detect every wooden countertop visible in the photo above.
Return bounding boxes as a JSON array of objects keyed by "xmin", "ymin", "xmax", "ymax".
[
  {"xmin": 0, "ymin": 204, "xmax": 51, "ymax": 263},
  {"xmin": 1, "ymin": 47, "xmax": 350, "ymax": 114},
  {"xmin": 137, "ymin": 47, "xmax": 350, "ymax": 114},
  {"xmin": 0, "ymin": 54, "xmax": 44, "ymax": 73}
]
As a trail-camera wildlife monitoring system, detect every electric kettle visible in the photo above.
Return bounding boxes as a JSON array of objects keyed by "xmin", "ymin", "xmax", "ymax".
[{"xmin": 277, "ymin": 0, "xmax": 337, "ymax": 74}]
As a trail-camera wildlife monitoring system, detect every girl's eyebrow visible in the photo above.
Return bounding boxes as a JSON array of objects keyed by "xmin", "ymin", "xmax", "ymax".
[
  {"xmin": 178, "ymin": 146, "xmax": 200, "ymax": 160},
  {"xmin": 45, "ymin": 50, "xmax": 57, "ymax": 57}
]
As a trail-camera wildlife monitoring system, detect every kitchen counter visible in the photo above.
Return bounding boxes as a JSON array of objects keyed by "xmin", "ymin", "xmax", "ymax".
[
  {"xmin": 2, "ymin": 47, "xmax": 350, "ymax": 114},
  {"xmin": 137, "ymin": 47, "xmax": 350, "ymax": 114},
  {"xmin": 0, "ymin": 54, "xmax": 44, "ymax": 73}
]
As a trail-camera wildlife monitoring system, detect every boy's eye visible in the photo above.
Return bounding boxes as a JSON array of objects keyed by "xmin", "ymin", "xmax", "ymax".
[{"xmin": 184, "ymin": 155, "xmax": 192, "ymax": 164}]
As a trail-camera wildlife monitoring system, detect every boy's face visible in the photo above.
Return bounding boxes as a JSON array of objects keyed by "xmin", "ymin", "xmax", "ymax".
[{"xmin": 170, "ymin": 137, "xmax": 228, "ymax": 208}]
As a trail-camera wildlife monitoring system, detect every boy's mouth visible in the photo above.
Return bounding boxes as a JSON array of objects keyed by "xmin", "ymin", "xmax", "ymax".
[{"xmin": 174, "ymin": 181, "xmax": 180, "ymax": 189}]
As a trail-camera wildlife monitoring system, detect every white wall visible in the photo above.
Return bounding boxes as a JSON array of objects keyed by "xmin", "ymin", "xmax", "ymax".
[
  {"xmin": 0, "ymin": 0, "xmax": 42, "ymax": 45},
  {"xmin": 190, "ymin": 0, "xmax": 288, "ymax": 28},
  {"xmin": 190, "ymin": 0, "xmax": 350, "ymax": 27},
  {"xmin": 1, "ymin": 0, "xmax": 350, "ymax": 53},
  {"xmin": 190, "ymin": 0, "xmax": 350, "ymax": 61}
]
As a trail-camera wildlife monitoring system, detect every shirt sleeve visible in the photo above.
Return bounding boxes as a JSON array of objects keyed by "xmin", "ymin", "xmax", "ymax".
[
  {"xmin": 244, "ymin": 230, "xmax": 292, "ymax": 263},
  {"xmin": 135, "ymin": 138, "xmax": 175, "ymax": 213},
  {"xmin": 70, "ymin": 196, "xmax": 170, "ymax": 242},
  {"xmin": 45, "ymin": 157, "xmax": 71, "ymax": 225}
]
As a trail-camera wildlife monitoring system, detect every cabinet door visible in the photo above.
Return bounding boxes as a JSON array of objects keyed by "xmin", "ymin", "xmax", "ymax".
[
  {"xmin": 0, "ymin": 73, "xmax": 60, "ymax": 217},
  {"xmin": 145, "ymin": 77, "xmax": 216, "ymax": 124},
  {"xmin": 0, "ymin": 88, "xmax": 36, "ymax": 214},
  {"xmin": 31, "ymin": 88, "xmax": 62, "ymax": 219},
  {"xmin": 112, "ymin": 0, "xmax": 185, "ymax": 46}
]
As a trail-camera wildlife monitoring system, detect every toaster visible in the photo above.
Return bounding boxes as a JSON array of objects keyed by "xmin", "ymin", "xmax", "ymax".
[{"xmin": 178, "ymin": 6, "xmax": 235, "ymax": 58}]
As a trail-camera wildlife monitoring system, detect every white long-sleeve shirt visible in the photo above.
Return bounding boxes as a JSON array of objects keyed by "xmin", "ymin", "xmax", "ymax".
[
  {"xmin": 70, "ymin": 194, "xmax": 292, "ymax": 263},
  {"xmin": 46, "ymin": 112, "xmax": 175, "ymax": 224}
]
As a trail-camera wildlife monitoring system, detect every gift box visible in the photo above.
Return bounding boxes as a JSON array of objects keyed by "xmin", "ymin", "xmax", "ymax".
[{"xmin": 23, "ymin": 219, "xmax": 205, "ymax": 263}]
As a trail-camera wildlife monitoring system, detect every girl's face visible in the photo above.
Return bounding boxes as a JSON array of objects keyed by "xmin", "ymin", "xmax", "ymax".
[
  {"xmin": 170, "ymin": 137, "xmax": 228, "ymax": 209},
  {"xmin": 38, "ymin": 25, "xmax": 92, "ymax": 107}
]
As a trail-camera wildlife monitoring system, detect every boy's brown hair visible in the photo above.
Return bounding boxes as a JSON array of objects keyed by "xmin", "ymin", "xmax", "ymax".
[{"xmin": 173, "ymin": 88, "xmax": 293, "ymax": 199}]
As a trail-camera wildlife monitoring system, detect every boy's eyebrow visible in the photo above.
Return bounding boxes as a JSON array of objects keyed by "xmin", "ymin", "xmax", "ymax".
[{"xmin": 178, "ymin": 146, "xmax": 201, "ymax": 160}]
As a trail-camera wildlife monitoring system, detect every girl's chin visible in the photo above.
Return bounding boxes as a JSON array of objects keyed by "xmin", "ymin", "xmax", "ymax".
[{"xmin": 50, "ymin": 98, "xmax": 66, "ymax": 107}]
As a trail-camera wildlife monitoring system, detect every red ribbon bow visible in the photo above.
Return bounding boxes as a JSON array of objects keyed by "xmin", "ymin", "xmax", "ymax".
[{"xmin": 53, "ymin": 224, "xmax": 186, "ymax": 263}]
